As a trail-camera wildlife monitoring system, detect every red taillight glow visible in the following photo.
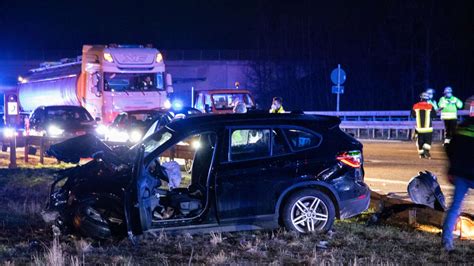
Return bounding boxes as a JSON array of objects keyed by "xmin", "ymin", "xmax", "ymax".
[{"xmin": 336, "ymin": 150, "xmax": 362, "ymax": 168}]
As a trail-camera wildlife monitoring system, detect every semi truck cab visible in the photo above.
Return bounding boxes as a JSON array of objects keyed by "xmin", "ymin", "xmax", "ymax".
[{"xmin": 18, "ymin": 44, "xmax": 173, "ymax": 124}]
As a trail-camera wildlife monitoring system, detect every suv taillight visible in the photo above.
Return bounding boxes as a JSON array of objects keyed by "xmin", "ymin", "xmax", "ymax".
[{"xmin": 336, "ymin": 150, "xmax": 362, "ymax": 168}]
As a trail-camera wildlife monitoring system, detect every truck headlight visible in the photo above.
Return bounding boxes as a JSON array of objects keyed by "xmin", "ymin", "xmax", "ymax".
[
  {"xmin": 48, "ymin": 125, "xmax": 64, "ymax": 137},
  {"xmin": 156, "ymin": 52, "xmax": 163, "ymax": 63},
  {"xmin": 104, "ymin": 52, "xmax": 114, "ymax": 63},
  {"xmin": 164, "ymin": 99, "xmax": 172, "ymax": 109}
]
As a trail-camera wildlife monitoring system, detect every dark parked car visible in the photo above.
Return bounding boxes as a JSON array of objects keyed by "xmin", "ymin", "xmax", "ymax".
[
  {"xmin": 45, "ymin": 113, "xmax": 370, "ymax": 240},
  {"xmin": 105, "ymin": 108, "xmax": 201, "ymax": 143},
  {"xmin": 27, "ymin": 106, "xmax": 97, "ymax": 139},
  {"xmin": 105, "ymin": 109, "xmax": 173, "ymax": 143}
]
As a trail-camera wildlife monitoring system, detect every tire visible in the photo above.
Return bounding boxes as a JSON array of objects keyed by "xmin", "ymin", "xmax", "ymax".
[
  {"xmin": 72, "ymin": 195, "xmax": 126, "ymax": 240},
  {"xmin": 282, "ymin": 189, "xmax": 335, "ymax": 233}
]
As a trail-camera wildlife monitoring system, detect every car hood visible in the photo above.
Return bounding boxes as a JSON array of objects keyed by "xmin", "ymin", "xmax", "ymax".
[{"xmin": 47, "ymin": 134, "xmax": 127, "ymax": 164}]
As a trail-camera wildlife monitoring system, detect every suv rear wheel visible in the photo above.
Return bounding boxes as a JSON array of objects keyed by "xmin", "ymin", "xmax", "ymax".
[{"xmin": 282, "ymin": 189, "xmax": 335, "ymax": 233}]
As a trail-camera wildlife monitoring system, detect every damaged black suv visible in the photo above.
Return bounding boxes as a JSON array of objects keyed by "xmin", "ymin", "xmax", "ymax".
[{"xmin": 46, "ymin": 113, "xmax": 370, "ymax": 240}]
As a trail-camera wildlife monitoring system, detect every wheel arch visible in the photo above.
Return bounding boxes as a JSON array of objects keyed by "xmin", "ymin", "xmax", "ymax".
[{"xmin": 275, "ymin": 181, "xmax": 341, "ymax": 225}]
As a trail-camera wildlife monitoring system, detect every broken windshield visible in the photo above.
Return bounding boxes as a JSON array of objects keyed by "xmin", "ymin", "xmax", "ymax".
[{"xmin": 140, "ymin": 128, "xmax": 173, "ymax": 156}]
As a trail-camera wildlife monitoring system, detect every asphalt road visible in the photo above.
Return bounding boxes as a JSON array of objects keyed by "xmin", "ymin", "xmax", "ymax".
[{"xmin": 362, "ymin": 140, "xmax": 474, "ymax": 213}]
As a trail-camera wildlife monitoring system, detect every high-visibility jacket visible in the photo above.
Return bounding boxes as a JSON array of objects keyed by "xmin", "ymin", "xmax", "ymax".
[
  {"xmin": 269, "ymin": 106, "xmax": 285, "ymax": 113},
  {"xmin": 427, "ymin": 99, "xmax": 439, "ymax": 111},
  {"xmin": 412, "ymin": 101, "xmax": 434, "ymax": 133},
  {"xmin": 438, "ymin": 96, "xmax": 463, "ymax": 120}
]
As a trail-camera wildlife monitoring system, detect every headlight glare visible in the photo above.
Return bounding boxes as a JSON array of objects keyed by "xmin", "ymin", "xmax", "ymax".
[
  {"xmin": 130, "ymin": 130, "xmax": 143, "ymax": 143},
  {"xmin": 48, "ymin": 125, "xmax": 64, "ymax": 136}
]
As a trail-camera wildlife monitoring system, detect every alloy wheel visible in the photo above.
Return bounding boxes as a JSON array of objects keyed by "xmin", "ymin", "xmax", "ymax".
[{"xmin": 290, "ymin": 196, "xmax": 329, "ymax": 233}]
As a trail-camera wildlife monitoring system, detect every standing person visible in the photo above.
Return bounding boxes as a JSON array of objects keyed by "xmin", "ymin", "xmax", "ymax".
[
  {"xmin": 438, "ymin": 87, "xmax": 463, "ymax": 145},
  {"xmin": 442, "ymin": 114, "xmax": 474, "ymax": 251},
  {"xmin": 425, "ymin": 88, "xmax": 439, "ymax": 111},
  {"xmin": 269, "ymin": 97, "xmax": 285, "ymax": 113},
  {"xmin": 412, "ymin": 92, "xmax": 435, "ymax": 159},
  {"xmin": 233, "ymin": 102, "xmax": 247, "ymax": 113}
]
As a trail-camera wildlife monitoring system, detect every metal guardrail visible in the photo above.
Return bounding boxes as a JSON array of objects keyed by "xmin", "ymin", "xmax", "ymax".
[
  {"xmin": 305, "ymin": 110, "xmax": 470, "ymax": 121},
  {"xmin": 1, "ymin": 135, "xmax": 128, "ymax": 167},
  {"xmin": 304, "ymin": 110, "xmax": 470, "ymax": 140}
]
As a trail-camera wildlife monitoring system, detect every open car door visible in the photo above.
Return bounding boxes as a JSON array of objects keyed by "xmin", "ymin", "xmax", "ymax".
[{"xmin": 124, "ymin": 144, "xmax": 159, "ymax": 236}]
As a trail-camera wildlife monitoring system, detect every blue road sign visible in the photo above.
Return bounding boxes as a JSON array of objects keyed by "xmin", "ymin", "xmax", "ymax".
[
  {"xmin": 332, "ymin": 86, "xmax": 344, "ymax": 94},
  {"xmin": 330, "ymin": 67, "xmax": 346, "ymax": 85}
]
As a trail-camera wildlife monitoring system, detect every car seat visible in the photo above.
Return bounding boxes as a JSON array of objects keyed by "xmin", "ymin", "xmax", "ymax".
[{"xmin": 166, "ymin": 133, "xmax": 216, "ymax": 218}]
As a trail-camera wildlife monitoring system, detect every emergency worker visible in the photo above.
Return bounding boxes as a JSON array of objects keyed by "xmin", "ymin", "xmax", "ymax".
[
  {"xmin": 438, "ymin": 86, "xmax": 463, "ymax": 145},
  {"xmin": 425, "ymin": 88, "xmax": 439, "ymax": 111},
  {"xmin": 412, "ymin": 92, "xmax": 435, "ymax": 159},
  {"xmin": 269, "ymin": 97, "xmax": 285, "ymax": 113},
  {"xmin": 442, "ymin": 114, "xmax": 474, "ymax": 251}
]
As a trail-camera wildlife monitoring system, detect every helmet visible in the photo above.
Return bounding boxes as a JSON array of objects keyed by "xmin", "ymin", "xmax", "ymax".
[
  {"xmin": 444, "ymin": 86, "xmax": 453, "ymax": 94},
  {"xmin": 425, "ymin": 88, "xmax": 435, "ymax": 94},
  {"xmin": 420, "ymin": 92, "xmax": 430, "ymax": 100}
]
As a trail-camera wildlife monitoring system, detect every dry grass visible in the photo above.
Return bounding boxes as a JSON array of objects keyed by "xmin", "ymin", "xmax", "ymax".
[
  {"xmin": 0, "ymin": 167, "xmax": 473, "ymax": 264},
  {"xmin": 32, "ymin": 237, "xmax": 80, "ymax": 266},
  {"xmin": 210, "ymin": 231, "xmax": 223, "ymax": 246},
  {"xmin": 7, "ymin": 200, "xmax": 42, "ymax": 216},
  {"xmin": 208, "ymin": 250, "xmax": 229, "ymax": 264}
]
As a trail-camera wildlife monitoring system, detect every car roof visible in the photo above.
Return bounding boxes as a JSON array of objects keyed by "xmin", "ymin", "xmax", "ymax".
[
  {"xmin": 166, "ymin": 113, "xmax": 340, "ymax": 133},
  {"xmin": 39, "ymin": 105, "xmax": 87, "ymax": 111},
  {"xmin": 122, "ymin": 109, "xmax": 168, "ymax": 115},
  {"xmin": 195, "ymin": 89, "xmax": 252, "ymax": 94}
]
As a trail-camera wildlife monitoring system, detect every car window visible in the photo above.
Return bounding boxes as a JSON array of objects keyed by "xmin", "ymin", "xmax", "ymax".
[
  {"xmin": 45, "ymin": 108, "xmax": 93, "ymax": 122},
  {"xmin": 113, "ymin": 114, "xmax": 125, "ymax": 126},
  {"xmin": 283, "ymin": 128, "xmax": 321, "ymax": 151},
  {"xmin": 143, "ymin": 130, "xmax": 173, "ymax": 155},
  {"xmin": 30, "ymin": 109, "xmax": 44, "ymax": 125},
  {"xmin": 230, "ymin": 129, "xmax": 271, "ymax": 161},
  {"xmin": 272, "ymin": 129, "xmax": 290, "ymax": 155}
]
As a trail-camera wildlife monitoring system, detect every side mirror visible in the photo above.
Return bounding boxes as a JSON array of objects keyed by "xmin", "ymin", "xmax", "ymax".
[
  {"xmin": 92, "ymin": 72, "xmax": 103, "ymax": 97},
  {"xmin": 165, "ymin": 73, "xmax": 174, "ymax": 93},
  {"xmin": 204, "ymin": 104, "xmax": 211, "ymax": 113},
  {"xmin": 95, "ymin": 117, "xmax": 101, "ymax": 122}
]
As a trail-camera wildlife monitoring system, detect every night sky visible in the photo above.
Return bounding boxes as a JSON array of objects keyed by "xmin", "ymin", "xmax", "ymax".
[{"xmin": 0, "ymin": 0, "xmax": 472, "ymax": 110}]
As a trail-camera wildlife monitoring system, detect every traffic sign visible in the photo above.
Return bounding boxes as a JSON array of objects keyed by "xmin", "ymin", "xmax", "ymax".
[
  {"xmin": 331, "ymin": 66, "xmax": 346, "ymax": 85},
  {"xmin": 330, "ymin": 64, "xmax": 346, "ymax": 112},
  {"xmin": 332, "ymin": 86, "xmax": 344, "ymax": 94},
  {"xmin": 7, "ymin": 102, "xmax": 18, "ymax": 115}
]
